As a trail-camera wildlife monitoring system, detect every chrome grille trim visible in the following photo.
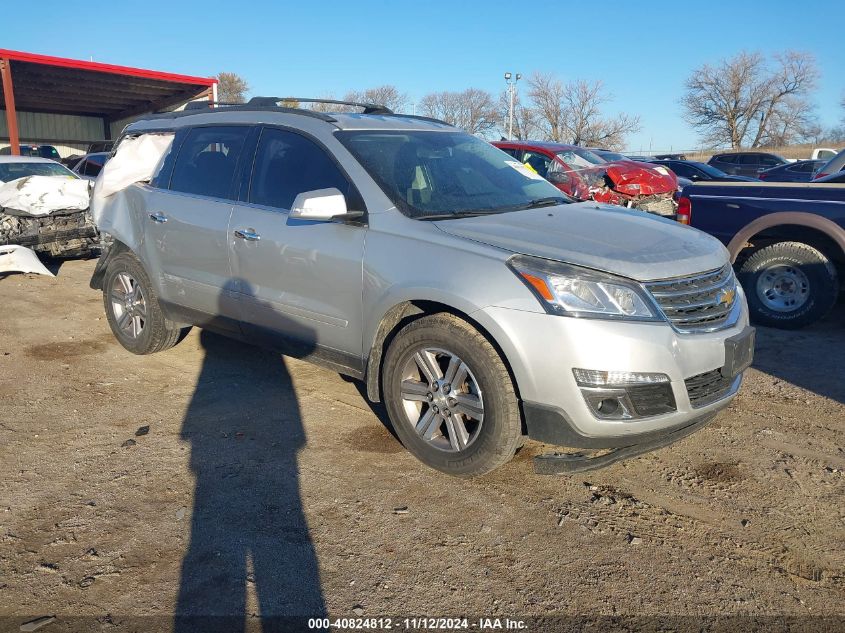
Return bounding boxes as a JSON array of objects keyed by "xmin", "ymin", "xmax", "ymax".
[{"xmin": 644, "ymin": 265, "xmax": 740, "ymax": 333}]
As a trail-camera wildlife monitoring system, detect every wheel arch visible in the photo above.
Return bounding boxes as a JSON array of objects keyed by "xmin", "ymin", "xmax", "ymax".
[
  {"xmin": 727, "ymin": 212, "xmax": 845, "ymax": 265},
  {"xmin": 89, "ymin": 238, "xmax": 133, "ymax": 290},
  {"xmin": 364, "ymin": 299, "xmax": 523, "ymax": 417}
]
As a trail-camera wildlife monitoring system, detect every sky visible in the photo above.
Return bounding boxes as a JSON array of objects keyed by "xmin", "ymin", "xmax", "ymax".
[{"xmin": 5, "ymin": 0, "xmax": 844, "ymax": 151}]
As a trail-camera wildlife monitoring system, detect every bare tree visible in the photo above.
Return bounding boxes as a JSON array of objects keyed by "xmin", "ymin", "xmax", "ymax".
[
  {"xmin": 216, "ymin": 72, "xmax": 249, "ymax": 103},
  {"xmin": 527, "ymin": 73, "xmax": 640, "ymax": 149},
  {"xmin": 682, "ymin": 51, "xmax": 818, "ymax": 148},
  {"xmin": 419, "ymin": 89, "xmax": 498, "ymax": 135},
  {"xmin": 761, "ymin": 95, "xmax": 819, "ymax": 146},
  {"xmin": 497, "ymin": 90, "xmax": 538, "ymax": 140},
  {"xmin": 344, "ymin": 85, "xmax": 409, "ymax": 113}
]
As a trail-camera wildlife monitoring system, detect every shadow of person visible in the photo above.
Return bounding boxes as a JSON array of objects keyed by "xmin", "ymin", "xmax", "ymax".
[{"xmin": 174, "ymin": 279, "xmax": 326, "ymax": 632}]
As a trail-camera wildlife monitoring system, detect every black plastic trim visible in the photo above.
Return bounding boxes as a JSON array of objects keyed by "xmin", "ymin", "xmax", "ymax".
[
  {"xmin": 533, "ymin": 411, "xmax": 718, "ymax": 474},
  {"xmin": 523, "ymin": 400, "xmax": 720, "ymax": 449}
]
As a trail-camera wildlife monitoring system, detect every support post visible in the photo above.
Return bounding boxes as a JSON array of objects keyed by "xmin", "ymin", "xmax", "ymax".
[{"xmin": 0, "ymin": 57, "xmax": 21, "ymax": 155}]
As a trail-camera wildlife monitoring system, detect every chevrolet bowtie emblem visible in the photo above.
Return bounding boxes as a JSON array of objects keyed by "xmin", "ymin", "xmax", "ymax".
[{"xmin": 717, "ymin": 286, "xmax": 736, "ymax": 307}]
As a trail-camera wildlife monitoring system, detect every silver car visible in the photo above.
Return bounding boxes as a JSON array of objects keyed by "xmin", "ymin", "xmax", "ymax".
[{"xmin": 91, "ymin": 98, "xmax": 754, "ymax": 477}]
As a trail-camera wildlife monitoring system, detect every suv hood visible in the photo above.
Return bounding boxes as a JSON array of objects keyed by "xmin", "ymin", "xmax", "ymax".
[{"xmin": 434, "ymin": 202, "xmax": 727, "ymax": 281}]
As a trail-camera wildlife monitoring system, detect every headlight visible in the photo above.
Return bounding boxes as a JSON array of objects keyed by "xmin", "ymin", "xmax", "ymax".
[{"xmin": 508, "ymin": 255, "xmax": 662, "ymax": 321}]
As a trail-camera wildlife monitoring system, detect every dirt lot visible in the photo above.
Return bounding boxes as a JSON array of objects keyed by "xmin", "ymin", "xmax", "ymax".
[{"xmin": 1, "ymin": 259, "xmax": 844, "ymax": 632}]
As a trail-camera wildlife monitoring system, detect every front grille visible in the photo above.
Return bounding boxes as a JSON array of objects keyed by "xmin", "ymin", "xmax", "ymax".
[
  {"xmin": 685, "ymin": 369, "xmax": 735, "ymax": 408},
  {"xmin": 644, "ymin": 265, "xmax": 739, "ymax": 333}
]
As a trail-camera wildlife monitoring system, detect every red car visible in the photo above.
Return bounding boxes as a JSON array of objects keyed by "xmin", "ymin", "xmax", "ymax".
[{"xmin": 492, "ymin": 141, "xmax": 679, "ymax": 216}]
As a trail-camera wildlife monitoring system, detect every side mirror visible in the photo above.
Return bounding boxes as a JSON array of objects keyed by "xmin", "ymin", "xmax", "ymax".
[{"xmin": 290, "ymin": 188, "xmax": 363, "ymax": 222}]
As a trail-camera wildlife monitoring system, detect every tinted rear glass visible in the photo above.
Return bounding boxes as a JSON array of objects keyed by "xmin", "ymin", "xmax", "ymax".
[{"xmin": 169, "ymin": 126, "xmax": 250, "ymax": 200}]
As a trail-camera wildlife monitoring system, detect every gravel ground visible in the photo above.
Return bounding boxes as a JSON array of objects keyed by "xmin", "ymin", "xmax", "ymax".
[{"xmin": 0, "ymin": 259, "xmax": 843, "ymax": 632}]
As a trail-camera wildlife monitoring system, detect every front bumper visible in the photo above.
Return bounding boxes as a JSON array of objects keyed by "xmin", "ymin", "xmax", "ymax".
[
  {"xmin": 533, "ymin": 411, "xmax": 718, "ymax": 474},
  {"xmin": 472, "ymin": 301, "xmax": 750, "ymax": 450}
]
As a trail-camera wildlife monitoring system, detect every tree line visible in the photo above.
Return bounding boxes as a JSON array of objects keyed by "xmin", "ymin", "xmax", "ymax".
[
  {"xmin": 215, "ymin": 72, "xmax": 640, "ymax": 150},
  {"xmin": 217, "ymin": 53, "xmax": 845, "ymax": 151}
]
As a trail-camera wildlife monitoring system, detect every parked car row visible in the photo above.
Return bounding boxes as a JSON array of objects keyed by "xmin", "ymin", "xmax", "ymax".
[{"xmin": 493, "ymin": 141, "xmax": 679, "ymax": 216}]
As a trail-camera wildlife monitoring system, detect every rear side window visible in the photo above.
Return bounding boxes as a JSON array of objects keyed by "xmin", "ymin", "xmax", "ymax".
[
  {"xmin": 667, "ymin": 162, "xmax": 694, "ymax": 178},
  {"xmin": 82, "ymin": 157, "xmax": 105, "ymax": 177},
  {"xmin": 739, "ymin": 154, "xmax": 760, "ymax": 165},
  {"xmin": 790, "ymin": 162, "xmax": 815, "ymax": 173},
  {"xmin": 249, "ymin": 128, "xmax": 352, "ymax": 210},
  {"xmin": 715, "ymin": 154, "xmax": 736, "ymax": 164},
  {"xmin": 757, "ymin": 155, "xmax": 781, "ymax": 167},
  {"xmin": 169, "ymin": 126, "xmax": 250, "ymax": 200}
]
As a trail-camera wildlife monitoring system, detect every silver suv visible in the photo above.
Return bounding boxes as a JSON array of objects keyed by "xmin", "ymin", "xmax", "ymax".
[{"xmin": 91, "ymin": 97, "xmax": 754, "ymax": 477}]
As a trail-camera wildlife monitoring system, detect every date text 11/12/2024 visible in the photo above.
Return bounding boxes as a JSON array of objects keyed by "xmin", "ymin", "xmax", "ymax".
[{"xmin": 307, "ymin": 617, "xmax": 528, "ymax": 630}]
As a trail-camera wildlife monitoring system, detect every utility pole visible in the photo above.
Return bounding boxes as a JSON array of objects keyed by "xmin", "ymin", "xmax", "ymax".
[{"xmin": 504, "ymin": 72, "xmax": 521, "ymax": 140}]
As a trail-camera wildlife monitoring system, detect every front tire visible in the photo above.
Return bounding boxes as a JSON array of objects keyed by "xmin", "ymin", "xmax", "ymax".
[
  {"xmin": 103, "ymin": 252, "xmax": 185, "ymax": 354},
  {"xmin": 381, "ymin": 313, "xmax": 522, "ymax": 477},
  {"xmin": 738, "ymin": 241, "xmax": 839, "ymax": 329}
]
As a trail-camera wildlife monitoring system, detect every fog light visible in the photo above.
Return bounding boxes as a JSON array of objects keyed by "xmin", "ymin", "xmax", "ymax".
[
  {"xmin": 597, "ymin": 398, "xmax": 620, "ymax": 415},
  {"xmin": 574, "ymin": 368, "xmax": 676, "ymax": 420}
]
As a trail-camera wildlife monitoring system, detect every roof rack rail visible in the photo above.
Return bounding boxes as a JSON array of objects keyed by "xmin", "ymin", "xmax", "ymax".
[
  {"xmin": 183, "ymin": 100, "xmax": 244, "ymax": 110},
  {"xmin": 247, "ymin": 96, "xmax": 393, "ymax": 115}
]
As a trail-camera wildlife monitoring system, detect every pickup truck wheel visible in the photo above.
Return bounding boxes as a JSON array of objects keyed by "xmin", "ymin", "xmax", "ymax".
[
  {"xmin": 738, "ymin": 241, "xmax": 839, "ymax": 329},
  {"xmin": 381, "ymin": 313, "xmax": 522, "ymax": 477},
  {"xmin": 103, "ymin": 252, "xmax": 185, "ymax": 354}
]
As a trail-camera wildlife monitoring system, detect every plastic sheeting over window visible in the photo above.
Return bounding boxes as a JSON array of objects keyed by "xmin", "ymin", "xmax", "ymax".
[{"xmin": 92, "ymin": 133, "xmax": 174, "ymax": 227}]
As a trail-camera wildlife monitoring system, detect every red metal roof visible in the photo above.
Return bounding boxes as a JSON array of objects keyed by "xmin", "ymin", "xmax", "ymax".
[
  {"xmin": 0, "ymin": 49, "xmax": 216, "ymax": 120},
  {"xmin": 0, "ymin": 49, "xmax": 216, "ymax": 86}
]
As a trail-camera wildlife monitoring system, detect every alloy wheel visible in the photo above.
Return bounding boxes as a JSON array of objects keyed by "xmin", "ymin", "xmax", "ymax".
[{"xmin": 399, "ymin": 347, "xmax": 484, "ymax": 453}]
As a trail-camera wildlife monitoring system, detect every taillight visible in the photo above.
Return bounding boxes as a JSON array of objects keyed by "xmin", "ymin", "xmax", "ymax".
[
  {"xmin": 677, "ymin": 196, "xmax": 691, "ymax": 225},
  {"xmin": 813, "ymin": 172, "xmax": 828, "ymax": 180},
  {"xmin": 759, "ymin": 172, "xmax": 768, "ymax": 180}
]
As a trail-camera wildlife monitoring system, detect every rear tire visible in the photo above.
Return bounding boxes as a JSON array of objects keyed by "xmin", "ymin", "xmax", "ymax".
[
  {"xmin": 103, "ymin": 252, "xmax": 186, "ymax": 354},
  {"xmin": 381, "ymin": 313, "xmax": 522, "ymax": 477},
  {"xmin": 738, "ymin": 241, "xmax": 839, "ymax": 329}
]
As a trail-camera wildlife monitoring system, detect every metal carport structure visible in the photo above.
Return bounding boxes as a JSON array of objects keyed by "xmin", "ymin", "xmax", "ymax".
[{"xmin": 0, "ymin": 49, "xmax": 216, "ymax": 156}]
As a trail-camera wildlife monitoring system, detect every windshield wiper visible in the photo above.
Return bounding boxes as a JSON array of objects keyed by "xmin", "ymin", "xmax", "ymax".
[
  {"xmin": 417, "ymin": 210, "xmax": 498, "ymax": 221},
  {"xmin": 520, "ymin": 196, "xmax": 568, "ymax": 209}
]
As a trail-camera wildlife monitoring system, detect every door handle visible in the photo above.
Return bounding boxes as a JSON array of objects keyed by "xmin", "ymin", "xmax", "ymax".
[
  {"xmin": 148, "ymin": 212, "xmax": 168, "ymax": 223},
  {"xmin": 234, "ymin": 228, "xmax": 261, "ymax": 241}
]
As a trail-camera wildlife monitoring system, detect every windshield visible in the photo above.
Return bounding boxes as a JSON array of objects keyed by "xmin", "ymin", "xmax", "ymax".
[
  {"xmin": 693, "ymin": 162, "xmax": 728, "ymax": 177},
  {"xmin": 336, "ymin": 131, "xmax": 567, "ymax": 218},
  {"xmin": 556, "ymin": 148, "xmax": 605, "ymax": 170},
  {"xmin": 597, "ymin": 151, "xmax": 626, "ymax": 162},
  {"xmin": 0, "ymin": 161, "xmax": 77, "ymax": 182}
]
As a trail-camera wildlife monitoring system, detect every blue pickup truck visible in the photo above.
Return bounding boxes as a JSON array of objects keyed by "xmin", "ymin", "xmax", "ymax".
[{"xmin": 677, "ymin": 174, "xmax": 845, "ymax": 329}]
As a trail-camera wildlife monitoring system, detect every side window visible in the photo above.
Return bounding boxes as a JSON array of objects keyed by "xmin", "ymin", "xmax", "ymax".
[
  {"xmin": 249, "ymin": 128, "xmax": 352, "ymax": 210},
  {"xmin": 521, "ymin": 151, "xmax": 552, "ymax": 178},
  {"xmin": 758, "ymin": 155, "xmax": 780, "ymax": 167},
  {"xmin": 83, "ymin": 158, "xmax": 103, "ymax": 177},
  {"xmin": 668, "ymin": 162, "xmax": 693, "ymax": 178},
  {"xmin": 498, "ymin": 147, "xmax": 521, "ymax": 159},
  {"xmin": 716, "ymin": 154, "xmax": 735, "ymax": 164},
  {"xmin": 169, "ymin": 126, "xmax": 250, "ymax": 200},
  {"xmin": 739, "ymin": 154, "xmax": 760, "ymax": 165}
]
